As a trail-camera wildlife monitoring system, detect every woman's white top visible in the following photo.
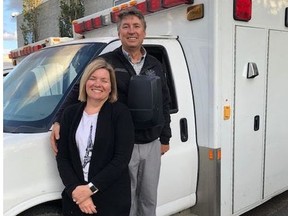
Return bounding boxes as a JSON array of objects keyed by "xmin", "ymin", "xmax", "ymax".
[{"xmin": 75, "ymin": 111, "xmax": 98, "ymax": 182}]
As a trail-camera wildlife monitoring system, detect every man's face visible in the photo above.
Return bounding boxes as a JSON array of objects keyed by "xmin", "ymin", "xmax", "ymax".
[{"xmin": 118, "ymin": 15, "xmax": 146, "ymax": 52}]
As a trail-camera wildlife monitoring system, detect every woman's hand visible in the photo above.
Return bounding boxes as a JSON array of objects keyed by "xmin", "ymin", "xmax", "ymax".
[
  {"xmin": 78, "ymin": 197, "xmax": 97, "ymax": 214},
  {"xmin": 72, "ymin": 185, "xmax": 93, "ymax": 205}
]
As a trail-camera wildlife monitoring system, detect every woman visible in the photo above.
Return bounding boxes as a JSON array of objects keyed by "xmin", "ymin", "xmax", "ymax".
[{"xmin": 56, "ymin": 58, "xmax": 134, "ymax": 216}]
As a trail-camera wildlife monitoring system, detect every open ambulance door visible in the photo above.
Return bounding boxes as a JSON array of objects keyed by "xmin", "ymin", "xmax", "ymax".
[{"xmin": 100, "ymin": 38, "xmax": 198, "ymax": 215}]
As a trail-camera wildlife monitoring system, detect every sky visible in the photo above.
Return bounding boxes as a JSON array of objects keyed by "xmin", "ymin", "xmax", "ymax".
[{"xmin": 3, "ymin": 0, "xmax": 23, "ymax": 54}]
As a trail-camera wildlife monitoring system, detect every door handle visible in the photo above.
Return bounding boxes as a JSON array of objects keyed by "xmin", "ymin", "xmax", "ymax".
[
  {"xmin": 247, "ymin": 62, "xmax": 259, "ymax": 79},
  {"xmin": 180, "ymin": 118, "xmax": 188, "ymax": 142},
  {"xmin": 254, "ymin": 115, "xmax": 260, "ymax": 131}
]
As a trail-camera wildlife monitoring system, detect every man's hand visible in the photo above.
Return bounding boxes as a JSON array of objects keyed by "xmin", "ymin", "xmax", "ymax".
[
  {"xmin": 161, "ymin": 144, "xmax": 170, "ymax": 155},
  {"xmin": 78, "ymin": 197, "xmax": 97, "ymax": 214},
  {"xmin": 50, "ymin": 122, "xmax": 60, "ymax": 155}
]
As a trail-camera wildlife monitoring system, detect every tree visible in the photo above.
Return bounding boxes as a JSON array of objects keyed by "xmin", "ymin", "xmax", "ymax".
[
  {"xmin": 59, "ymin": 0, "xmax": 85, "ymax": 37},
  {"xmin": 20, "ymin": 0, "xmax": 42, "ymax": 45}
]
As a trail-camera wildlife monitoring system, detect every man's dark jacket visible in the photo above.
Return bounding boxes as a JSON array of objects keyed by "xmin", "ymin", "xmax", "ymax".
[{"xmin": 55, "ymin": 46, "xmax": 171, "ymax": 144}]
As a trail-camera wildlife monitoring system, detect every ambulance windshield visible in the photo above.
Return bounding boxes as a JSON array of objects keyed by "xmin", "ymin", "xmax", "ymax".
[{"xmin": 3, "ymin": 42, "xmax": 105, "ymax": 133}]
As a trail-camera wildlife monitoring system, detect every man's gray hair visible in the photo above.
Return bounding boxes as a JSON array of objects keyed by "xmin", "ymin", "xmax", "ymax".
[{"xmin": 117, "ymin": 8, "xmax": 147, "ymax": 31}]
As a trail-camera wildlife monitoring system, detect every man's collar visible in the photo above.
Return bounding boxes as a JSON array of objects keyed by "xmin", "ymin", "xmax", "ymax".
[{"xmin": 122, "ymin": 46, "xmax": 147, "ymax": 64}]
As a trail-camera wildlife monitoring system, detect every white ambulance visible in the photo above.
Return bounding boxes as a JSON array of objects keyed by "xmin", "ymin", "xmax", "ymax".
[{"xmin": 3, "ymin": 0, "xmax": 288, "ymax": 215}]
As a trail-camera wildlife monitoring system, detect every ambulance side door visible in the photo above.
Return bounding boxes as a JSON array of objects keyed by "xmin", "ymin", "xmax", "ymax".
[
  {"xmin": 144, "ymin": 39, "xmax": 198, "ymax": 215},
  {"xmin": 101, "ymin": 39, "xmax": 198, "ymax": 215}
]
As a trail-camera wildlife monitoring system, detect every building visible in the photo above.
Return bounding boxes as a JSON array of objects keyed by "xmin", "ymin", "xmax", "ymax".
[{"xmin": 16, "ymin": 0, "xmax": 121, "ymax": 47}]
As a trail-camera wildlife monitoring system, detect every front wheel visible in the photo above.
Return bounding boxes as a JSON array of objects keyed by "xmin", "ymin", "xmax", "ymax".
[{"xmin": 18, "ymin": 202, "xmax": 62, "ymax": 216}]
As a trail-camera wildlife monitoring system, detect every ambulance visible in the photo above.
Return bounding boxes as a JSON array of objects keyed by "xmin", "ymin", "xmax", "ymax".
[{"xmin": 3, "ymin": 0, "xmax": 288, "ymax": 215}]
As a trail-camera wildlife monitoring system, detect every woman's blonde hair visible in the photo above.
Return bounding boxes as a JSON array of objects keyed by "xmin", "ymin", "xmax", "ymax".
[{"xmin": 78, "ymin": 58, "xmax": 118, "ymax": 103}]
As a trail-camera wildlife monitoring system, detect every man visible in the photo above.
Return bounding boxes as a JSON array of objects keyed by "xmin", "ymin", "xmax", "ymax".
[{"xmin": 51, "ymin": 8, "xmax": 171, "ymax": 216}]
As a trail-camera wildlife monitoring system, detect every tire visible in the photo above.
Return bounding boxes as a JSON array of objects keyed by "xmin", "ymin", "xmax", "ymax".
[{"xmin": 18, "ymin": 203, "xmax": 62, "ymax": 216}]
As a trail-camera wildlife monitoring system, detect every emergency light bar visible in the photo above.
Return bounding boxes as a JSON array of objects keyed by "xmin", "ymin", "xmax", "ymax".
[
  {"xmin": 73, "ymin": 0, "xmax": 193, "ymax": 34},
  {"xmin": 9, "ymin": 37, "xmax": 73, "ymax": 60}
]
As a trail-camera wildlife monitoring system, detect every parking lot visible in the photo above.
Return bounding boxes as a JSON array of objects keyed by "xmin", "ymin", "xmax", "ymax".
[
  {"xmin": 171, "ymin": 190, "xmax": 288, "ymax": 216},
  {"xmin": 243, "ymin": 190, "xmax": 288, "ymax": 216}
]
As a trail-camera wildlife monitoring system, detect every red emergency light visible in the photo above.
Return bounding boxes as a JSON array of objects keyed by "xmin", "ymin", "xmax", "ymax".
[
  {"xmin": 23, "ymin": 48, "xmax": 27, "ymax": 55},
  {"xmin": 111, "ymin": 10, "xmax": 121, "ymax": 23},
  {"xmin": 32, "ymin": 46, "xmax": 37, "ymax": 52},
  {"xmin": 73, "ymin": 22, "xmax": 85, "ymax": 34},
  {"xmin": 163, "ymin": 0, "xmax": 193, "ymax": 8},
  {"xmin": 147, "ymin": 0, "xmax": 162, "ymax": 12},
  {"xmin": 111, "ymin": 3, "xmax": 138, "ymax": 23},
  {"xmin": 233, "ymin": 0, "xmax": 252, "ymax": 21},
  {"xmin": 84, "ymin": 19, "xmax": 93, "ymax": 31},
  {"xmin": 28, "ymin": 46, "xmax": 32, "ymax": 54},
  {"xmin": 33, "ymin": 44, "xmax": 43, "ymax": 52},
  {"xmin": 136, "ymin": 1, "xmax": 148, "ymax": 15},
  {"xmin": 92, "ymin": 17, "xmax": 102, "ymax": 28}
]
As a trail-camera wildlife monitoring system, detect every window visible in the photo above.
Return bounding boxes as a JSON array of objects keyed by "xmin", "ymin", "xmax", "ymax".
[
  {"xmin": 3, "ymin": 43, "xmax": 105, "ymax": 133},
  {"xmin": 144, "ymin": 45, "xmax": 178, "ymax": 113}
]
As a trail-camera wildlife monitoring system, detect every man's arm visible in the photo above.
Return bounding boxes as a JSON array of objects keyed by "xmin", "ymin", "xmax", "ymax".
[
  {"xmin": 160, "ymin": 78, "xmax": 172, "ymax": 155},
  {"xmin": 159, "ymin": 66, "xmax": 172, "ymax": 145},
  {"xmin": 50, "ymin": 82, "xmax": 79, "ymax": 155}
]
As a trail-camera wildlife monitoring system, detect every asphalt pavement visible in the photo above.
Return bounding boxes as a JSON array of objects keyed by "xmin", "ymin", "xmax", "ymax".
[
  {"xmin": 242, "ymin": 190, "xmax": 288, "ymax": 216},
  {"xmin": 171, "ymin": 190, "xmax": 288, "ymax": 216}
]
